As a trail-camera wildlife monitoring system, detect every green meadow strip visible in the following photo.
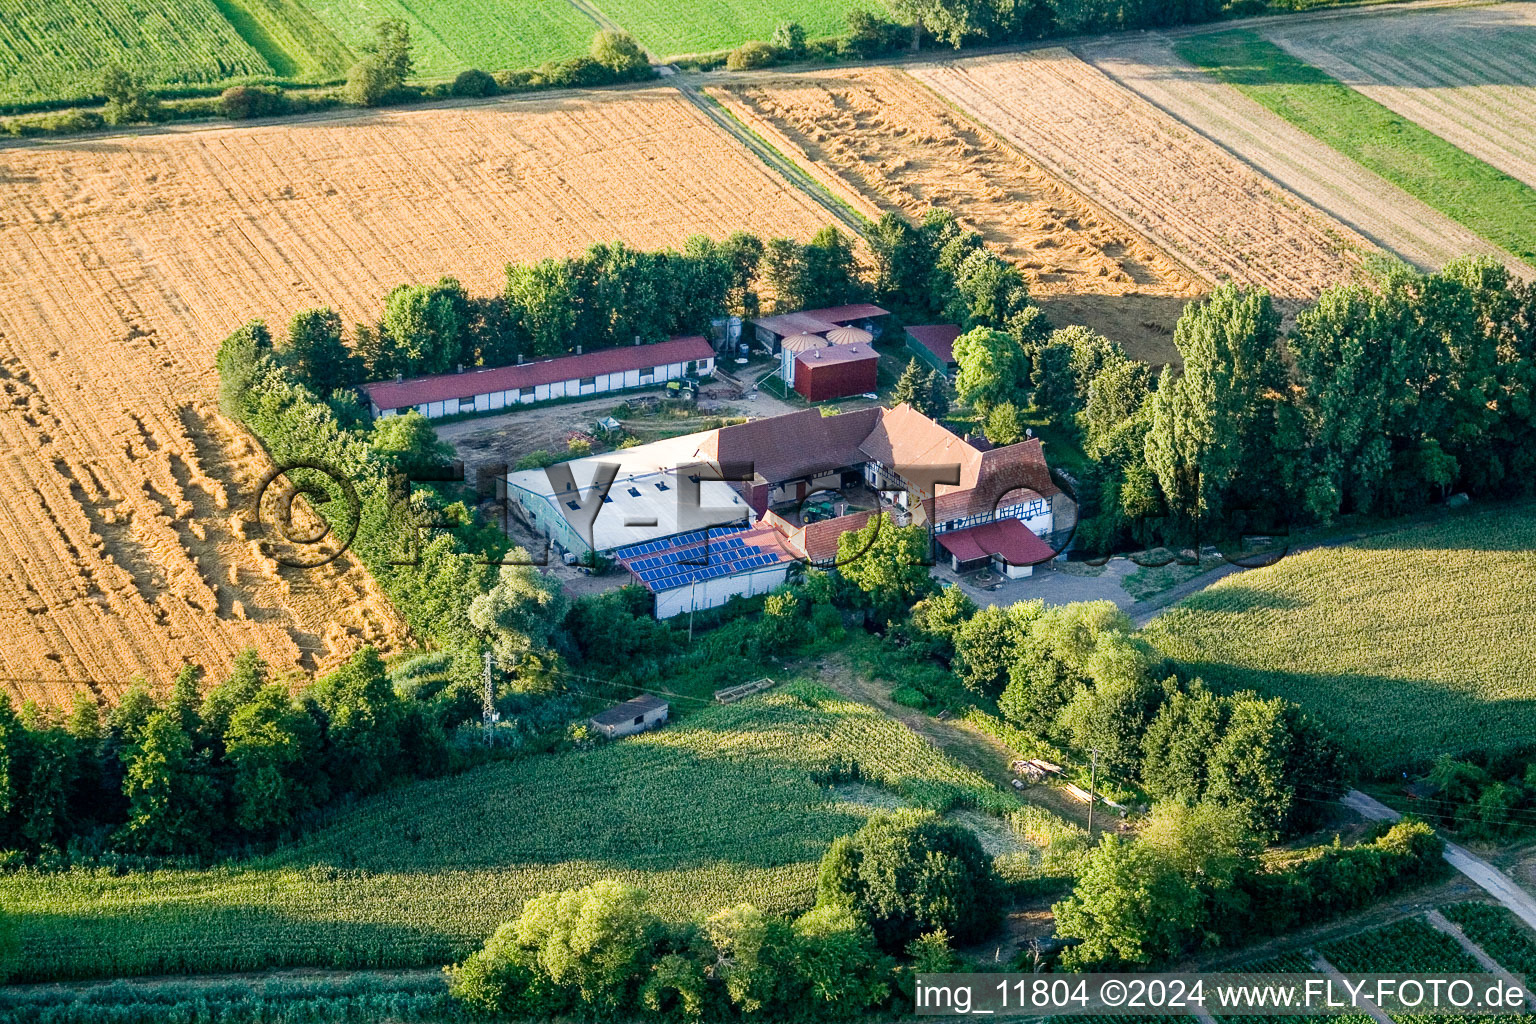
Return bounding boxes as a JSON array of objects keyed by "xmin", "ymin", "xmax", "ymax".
[{"xmin": 1175, "ymin": 30, "xmax": 1536, "ymax": 268}]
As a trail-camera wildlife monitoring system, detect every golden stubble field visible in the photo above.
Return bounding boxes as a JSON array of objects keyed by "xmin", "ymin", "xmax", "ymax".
[
  {"xmin": 0, "ymin": 88, "xmax": 836, "ymax": 702},
  {"xmin": 711, "ymin": 68, "xmax": 1205, "ymax": 364},
  {"xmin": 910, "ymin": 49, "xmax": 1373, "ymax": 305}
]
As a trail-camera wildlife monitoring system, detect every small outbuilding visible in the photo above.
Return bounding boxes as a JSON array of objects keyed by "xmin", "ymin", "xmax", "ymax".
[
  {"xmin": 905, "ymin": 324, "xmax": 961, "ymax": 376},
  {"xmin": 793, "ymin": 343, "xmax": 879, "ymax": 402},
  {"xmin": 589, "ymin": 694, "xmax": 670, "ymax": 739}
]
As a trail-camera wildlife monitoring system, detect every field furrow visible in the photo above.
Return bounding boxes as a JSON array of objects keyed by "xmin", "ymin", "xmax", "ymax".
[
  {"xmin": 910, "ymin": 48, "xmax": 1370, "ymax": 305},
  {"xmin": 1079, "ymin": 33, "xmax": 1528, "ymax": 278},
  {"xmin": 709, "ymin": 68, "xmax": 1204, "ymax": 364},
  {"xmin": 0, "ymin": 90, "xmax": 834, "ymax": 699},
  {"xmin": 1263, "ymin": 5, "xmax": 1536, "ymax": 189}
]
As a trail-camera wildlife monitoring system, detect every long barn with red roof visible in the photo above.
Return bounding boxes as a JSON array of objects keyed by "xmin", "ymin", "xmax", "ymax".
[{"xmin": 361, "ymin": 336, "xmax": 715, "ymax": 420}]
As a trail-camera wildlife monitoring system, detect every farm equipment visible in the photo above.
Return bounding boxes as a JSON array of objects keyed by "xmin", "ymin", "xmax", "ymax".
[{"xmin": 714, "ymin": 677, "xmax": 777, "ymax": 704}]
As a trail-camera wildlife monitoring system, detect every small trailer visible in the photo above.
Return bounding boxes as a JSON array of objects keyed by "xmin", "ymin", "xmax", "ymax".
[{"xmin": 714, "ymin": 677, "xmax": 777, "ymax": 704}]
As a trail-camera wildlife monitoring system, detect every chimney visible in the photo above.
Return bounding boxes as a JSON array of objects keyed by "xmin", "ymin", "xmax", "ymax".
[
  {"xmin": 634, "ymin": 335, "xmax": 641, "ymax": 346},
  {"xmin": 517, "ymin": 354, "xmax": 524, "ymax": 364},
  {"xmin": 456, "ymin": 363, "xmax": 464, "ymax": 374},
  {"xmin": 576, "ymin": 345, "xmax": 583, "ymax": 355},
  {"xmin": 395, "ymin": 373, "xmax": 403, "ymax": 382}
]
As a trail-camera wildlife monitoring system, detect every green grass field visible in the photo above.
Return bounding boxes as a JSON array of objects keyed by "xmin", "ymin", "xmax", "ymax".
[
  {"xmin": 3, "ymin": 682, "xmax": 1020, "ymax": 983},
  {"xmin": 1143, "ymin": 503, "xmax": 1536, "ymax": 773},
  {"xmin": 207, "ymin": 0, "xmax": 353, "ymax": 80},
  {"xmin": 298, "ymin": 0, "xmax": 596, "ymax": 81},
  {"xmin": 587, "ymin": 0, "xmax": 867, "ymax": 57},
  {"xmin": 1175, "ymin": 30, "xmax": 1536, "ymax": 268},
  {"xmin": 0, "ymin": 0, "xmax": 273, "ymax": 107}
]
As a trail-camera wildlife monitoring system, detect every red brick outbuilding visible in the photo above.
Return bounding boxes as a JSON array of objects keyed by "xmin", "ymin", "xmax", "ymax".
[{"xmin": 793, "ymin": 343, "xmax": 878, "ymax": 402}]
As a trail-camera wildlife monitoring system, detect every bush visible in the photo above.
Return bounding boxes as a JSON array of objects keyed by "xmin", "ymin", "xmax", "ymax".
[
  {"xmin": 494, "ymin": 69, "xmax": 535, "ymax": 91},
  {"xmin": 772, "ymin": 21, "xmax": 808, "ymax": 56},
  {"xmin": 591, "ymin": 30, "xmax": 650, "ymax": 78},
  {"xmin": 450, "ymin": 69, "xmax": 497, "ymax": 98},
  {"xmin": 727, "ymin": 41, "xmax": 781, "ymax": 71},
  {"xmin": 346, "ymin": 60, "xmax": 397, "ymax": 106},
  {"xmin": 536, "ymin": 55, "xmax": 610, "ymax": 88},
  {"xmin": 842, "ymin": 10, "xmax": 908, "ymax": 59},
  {"xmin": 101, "ymin": 64, "xmax": 160, "ymax": 124},
  {"xmin": 220, "ymin": 85, "xmax": 289, "ymax": 120},
  {"xmin": 816, "ymin": 809, "xmax": 1004, "ymax": 950}
]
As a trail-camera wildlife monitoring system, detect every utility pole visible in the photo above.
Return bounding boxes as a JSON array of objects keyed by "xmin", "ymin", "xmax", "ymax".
[
  {"xmin": 688, "ymin": 578, "xmax": 699, "ymax": 642},
  {"xmin": 1086, "ymin": 747, "xmax": 1099, "ymax": 839},
  {"xmin": 482, "ymin": 649, "xmax": 495, "ymax": 746}
]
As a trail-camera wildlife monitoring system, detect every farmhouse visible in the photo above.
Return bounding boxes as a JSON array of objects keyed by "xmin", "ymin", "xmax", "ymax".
[
  {"xmin": 360, "ymin": 336, "xmax": 715, "ymax": 420},
  {"xmin": 589, "ymin": 694, "xmax": 670, "ymax": 739},
  {"xmin": 905, "ymin": 324, "xmax": 961, "ymax": 377},
  {"xmin": 504, "ymin": 403, "xmax": 1067, "ymax": 613},
  {"xmin": 751, "ymin": 304, "xmax": 889, "ymax": 353}
]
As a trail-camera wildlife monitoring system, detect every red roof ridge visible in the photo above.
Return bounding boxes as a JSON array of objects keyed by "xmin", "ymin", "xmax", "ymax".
[{"xmin": 361, "ymin": 335, "xmax": 713, "ymax": 409}]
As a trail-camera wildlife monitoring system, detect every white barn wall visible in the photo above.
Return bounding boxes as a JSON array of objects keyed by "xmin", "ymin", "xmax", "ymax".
[
  {"xmin": 653, "ymin": 564, "xmax": 790, "ymax": 619},
  {"xmin": 370, "ymin": 356, "xmax": 714, "ymax": 420}
]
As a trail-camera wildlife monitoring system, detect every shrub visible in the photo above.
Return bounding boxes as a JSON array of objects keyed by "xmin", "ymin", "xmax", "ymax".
[
  {"xmin": 220, "ymin": 85, "xmax": 288, "ymax": 120},
  {"xmin": 816, "ymin": 809, "xmax": 1004, "ymax": 949},
  {"xmin": 346, "ymin": 59, "xmax": 398, "ymax": 106},
  {"xmin": 450, "ymin": 69, "xmax": 497, "ymax": 98},
  {"xmin": 727, "ymin": 41, "xmax": 781, "ymax": 71},
  {"xmin": 101, "ymin": 64, "xmax": 160, "ymax": 124},
  {"xmin": 771, "ymin": 21, "xmax": 807, "ymax": 56},
  {"xmin": 535, "ymin": 55, "xmax": 610, "ymax": 88},
  {"xmin": 494, "ymin": 69, "xmax": 534, "ymax": 91},
  {"xmin": 591, "ymin": 30, "xmax": 650, "ymax": 79},
  {"xmin": 347, "ymin": 18, "xmax": 414, "ymax": 106}
]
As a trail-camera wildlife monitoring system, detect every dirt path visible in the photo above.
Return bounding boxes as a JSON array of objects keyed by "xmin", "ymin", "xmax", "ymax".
[
  {"xmin": 5, "ymin": 966, "xmax": 445, "ymax": 996},
  {"xmin": 671, "ymin": 80, "xmax": 870, "ymax": 237},
  {"xmin": 1346, "ymin": 790, "xmax": 1536, "ymax": 933},
  {"xmin": 1425, "ymin": 908, "xmax": 1534, "ymax": 1000},
  {"xmin": 709, "ymin": 69, "xmax": 1204, "ymax": 365},
  {"xmin": 1078, "ymin": 32, "xmax": 1530, "ymax": 278},
  {"xmin": 1261, "ymin": 3, "xmax": 1536, "ymax": 192},
  {"xmin": 816, "ymin": 652, "xmax": 1094, "ymax": 828}
]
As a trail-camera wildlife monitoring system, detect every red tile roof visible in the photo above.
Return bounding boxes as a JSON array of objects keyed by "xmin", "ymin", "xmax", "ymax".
[
  {"xmin": 700, "ymin": 407, "xmax": 880, "ymax": 484},
  {"xmin": 937, "ymin": 516, "xmax": 1057, "ymax": 566},
  {"xmin": 906, "ymin": 324, "xmax": 961, "ymax": 365},
  {"xmin": 794, "ymin": 343, "xmax": 878, "ymax": 367},
  {"xmin": 360, "ymin": 336, "xmax": 713, "ymax": 410},
  {"xmin": 752, "ymin": 304, "xmax": 889, "ymax": 338},
  {"xmin": 858, "ymin": 404, "xmax": 1059, "ymax": 522}
]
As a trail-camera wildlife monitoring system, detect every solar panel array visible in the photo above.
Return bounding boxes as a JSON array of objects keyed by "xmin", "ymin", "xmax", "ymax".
[{"xmin": 616, "ymin": 528, "xmax": 783, "ymax": 593}]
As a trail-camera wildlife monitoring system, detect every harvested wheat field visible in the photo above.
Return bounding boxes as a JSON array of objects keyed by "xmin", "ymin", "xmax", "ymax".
[
  {"xmin": 1263, "ymin": 4, "xmax": 1536, "ymax": 190},
  {"xmin": 0, "ymin": 88, "xmax": 835, "ymax": 701},
  {"xmin": 711, "ymin": 69, "xmax": 1203, "ymax": 363},
  {"xmin": 1081, "ymin": 32, "xmax": 1522, "ymax": 276},
  {"xmin": 911, "ymin": 49, "xmax": 1372, "ymax": 305}
]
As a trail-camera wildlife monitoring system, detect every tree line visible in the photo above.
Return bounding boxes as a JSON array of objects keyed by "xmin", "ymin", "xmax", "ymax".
[
  {"xmin": 449, "ymin": 809, "xmax": 998, "ymax": 1021},
  {"xmin": 270, "ymin": 227, "xmax": 875, "ymax": 398},
  {"xmin": 275, "ymin": 209, "xmax": 1043, "ymax": 404},
  {"xmin": 0, "ymin": 649, "xmax": 452, "ymax": 860},
  {"xmin": 948, "ymin": 258, "xmax": 1536, "ymax": 551}
]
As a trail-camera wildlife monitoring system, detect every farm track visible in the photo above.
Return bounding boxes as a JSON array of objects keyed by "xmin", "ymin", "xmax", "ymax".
[
  {"xmin": 1261, "ymin": 4, "xmax": 1536, "ymax": 190},
  {"xmin": 0, "ymin": 89, "xmax": 836, "ymax": 697},
  {"xmin": 1078, "ymin": 31, "xmax": 1532, "ymax": 278},
  {"xmin": 908, "ymin": 47, "xmax": 1372, "ymax": 305},
  {"xmin": 708, "ymin": 69, "xmax": 1204, "ymax": 364},
  {"xmin": 672, "ymin": 79, "xmax": 871, "ymax": 237}
]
